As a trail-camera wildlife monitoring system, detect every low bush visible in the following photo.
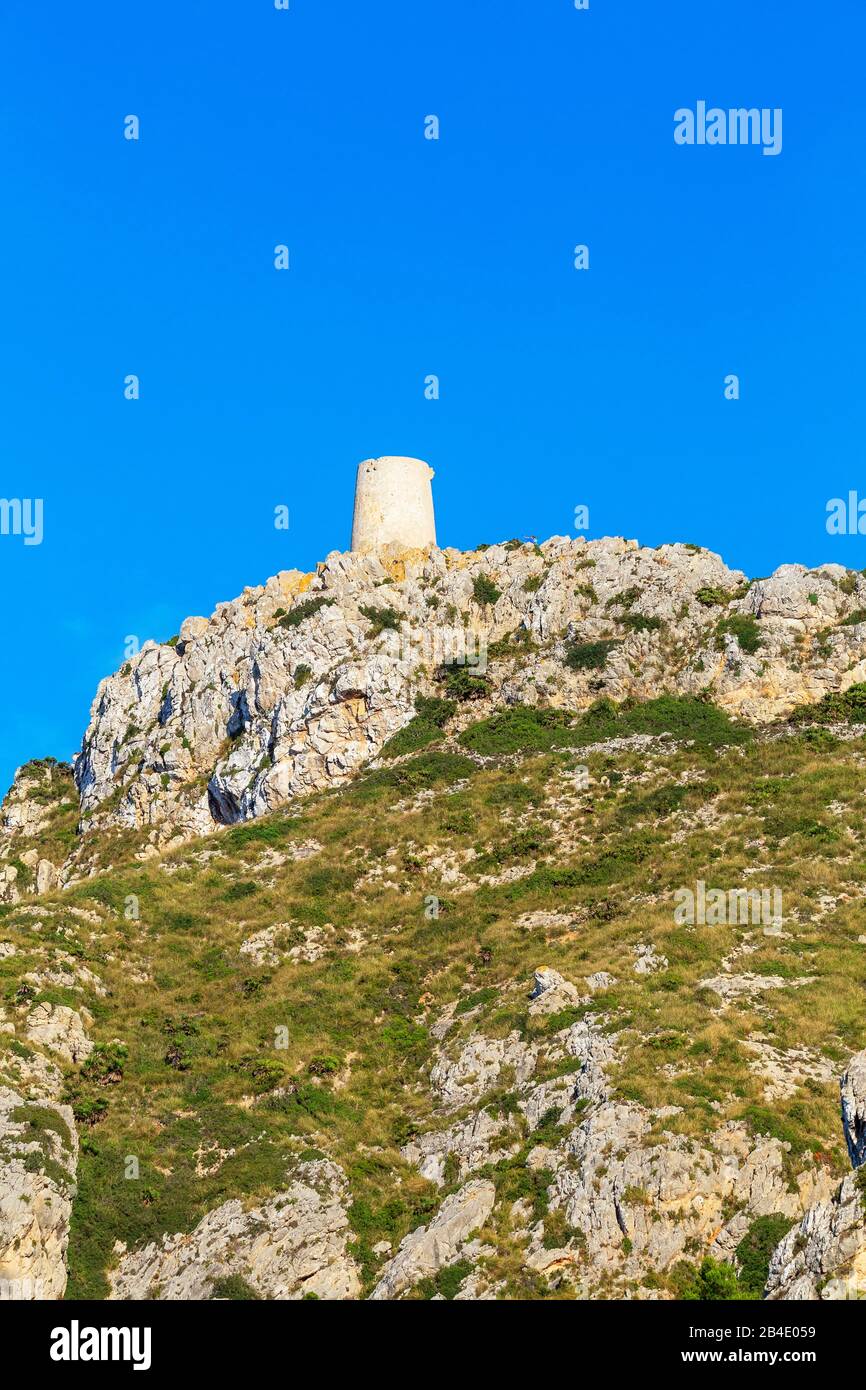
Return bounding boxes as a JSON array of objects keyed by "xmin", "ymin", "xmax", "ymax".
[
  {"xmin": 715, "ymin": 613, "xmax": 761, "ymax": 654},
  {"xmin": 472, "ymin": 573, "xmax": 501, "ymax": 607},
  {"xmin": 563, "ymin": 638, "xmax": 620, "ymax": 671},
  {"xmin": 278, "ymin": 597, "xmax": 334, "ymax": 629}
]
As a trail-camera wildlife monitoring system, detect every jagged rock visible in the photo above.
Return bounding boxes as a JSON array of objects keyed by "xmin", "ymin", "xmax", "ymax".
[
  {"xmin": 699, "ymin": 972, "xmax": 815, "ymax": 1006},
  {"xmin": 633, "ymin": 943, "xmax": 667, "ymax": 975},
  {"xmin": 766, "ymin": 1175, "xmax": 866, "ymax": 1300},
  {"xmin": 238, "ymin": 922, "xmax": 326, "ymax": 967},
  {"xmin": 544, "ymin": 1101, "xmax": 823, "ymax": 1282},
  {"xmin": 759, "ymin": 1048, "xmax": 866, "ymax": 1299},
  {"xmin": 410, "ymin": 996, "xmax": 617, "ymax": 1193},
  {"xmin": 369, "ymin": 1180, "xmax": 495, "ymax": 1300},
  {"xmin": 586, "ymin": 971, "xmax": 616, "ymax": 992},
  {"xmin": 0, "ymin": 761, "xmax": 73, "ymax": 902},
  {"xmin": 1, "ymin": 763, "xmax": 56, "ymax": 839},
  {"xmin": 0, "ymin": 1086, "xmax": 78, "ymax": 1300},
  {"xmin": 108, "ymin": 1160, "xmax": 360, "ymax": 1301},
  {"xmin": 744, "ymin": 1039, "xmax": 836, "ymax": 1103},
  {"xmin": 24, "ymin": 1003, "xmax": 93, "ymax": 1064},
  {"xmin": 0, "ymin": 865, "xmax": 19, "ymax": 905},
  {"xmin": 4, "ymin": 534, "xmax": 859, "ymax": 869},
  {"xmin": 35, "ymin": 860, "xmax": 58, "ymax": 895},
  {"xmin": 529, "ymin": 967, "xmax": 584, "ymax": 1014},
  {"xmin": 401, "ymin": 1110, "xmax": 513, "ymax": 1186},
  {"xmin": 430, "ymin": 1031, "xmax": 537, "ymax": 1111},
  {"xmin": 841, "ymin": 1049, "xmax": 866, "ymax": 1169}
]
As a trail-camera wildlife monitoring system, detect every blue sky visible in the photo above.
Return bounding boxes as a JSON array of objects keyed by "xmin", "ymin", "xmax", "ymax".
[{"xmin": 0, "ymin": 0, "xmax": 864, "ymax": 794}]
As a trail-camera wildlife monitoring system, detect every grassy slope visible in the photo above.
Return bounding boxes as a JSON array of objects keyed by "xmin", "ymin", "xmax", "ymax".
[{"xmin": 1, "ymin": 698, "xmax": 863, "ymax": 1299}]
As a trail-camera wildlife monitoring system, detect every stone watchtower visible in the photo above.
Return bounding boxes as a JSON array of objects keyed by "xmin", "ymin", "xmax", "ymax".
[{"xmin": 350, "ymin": 456, "xmax": 436, "ymax": 555}]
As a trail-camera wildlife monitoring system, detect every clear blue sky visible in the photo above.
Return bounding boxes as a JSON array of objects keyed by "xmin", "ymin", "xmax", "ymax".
[{"xmin": 1, "ymin": 0, "xmax": 864, "ymax": 795}]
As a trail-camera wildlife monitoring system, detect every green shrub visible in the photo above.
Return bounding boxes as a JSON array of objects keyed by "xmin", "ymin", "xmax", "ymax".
[
  {"xmin": 222, "ymin": 880, "xmax": 258, "ymax": 901},
  {"xmin": 353, "ymin": 751, "xmax": 476, "ymax": 802},
  {"xmin": 695, "ymin": 586, "xmax": 733, "ymax": 606},
  {"xmin": 381, "ymin": 696, "xmax": 456, "ymax": 758},
  {"xmin": 210, "ymin": 1274, "xmax": 262, "ymax": 1300},
  {"xmin": 564, "ymin": 638, "xmax": 620, "ymax": 670},
  {"xmin": 715, "ymin": 614, "xmax": 761, "ymax": 654},
  {"xmin": 735, "ymin": 1215, "xmax": 792, "ymax": 1297},
  {"xmin": 278, "ymin": 597, "xmax": 334, "ymax": 629},
  {"xmin": 459, "ymin": 706, "xmax": 578, "ymax": 755},
  {"xmin": 789, "ymin": 682, "xmax": 866, "ymax": 725},
  {"xmin": 81, "ymin": 1043, "xmax": 128, "ymax": 1085},
  {"xmin": 605, "ymin": 587, "xmax": 641, "ymax": 611},
  {"xmin": 438, "ymin": 663, "xmax": 488, "ymax": 701},
  {"xmin": 428, "ymin": 1259, "xmax": 473, "ymax": 1300},
  {"xmin": 472, "ymin": 573, "xmax": 501, "ymax": 607},
  {"xmin": 221, "ymin": 817, "xmax": 301, "ymax": 850},
  {"xmin": 671, "ymin": 1257, "xmax": 743, "ymax": 1301},
  {"xmin": 622, "ymin": 784, "xmax": 688, "ymax": 818},
  {"xmin": 359, "ymin": 604, "xmax": 401, "ymax": 636},
  {"xmin": 72, "ymin": 1097, "xmax": 109, "ymax": 1126},
  {"xmin": 231, "ymin": 1056, "xmax": 286, "ymax": 1093},
  {"xmin": 621, "ymin": 613, "xmax": 664, "ymax": 634},
  {"xmin": 460, "ymin": 695, "xmax": 748, "ymax": 757},
  {"xmin": 455, "ymin": 987, "xmax": 499, "ymax": 1015}
]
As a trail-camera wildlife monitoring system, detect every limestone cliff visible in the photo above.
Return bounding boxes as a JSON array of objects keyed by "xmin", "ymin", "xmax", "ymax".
[{"xmin": 6, "ymin": 534, "xmax": 866, "ymax": 878}]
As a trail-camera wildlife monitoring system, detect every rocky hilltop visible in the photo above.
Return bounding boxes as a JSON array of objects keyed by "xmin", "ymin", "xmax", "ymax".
[
  {"xmin": 2, "ymin": 533, "xmax": 866, "ymax": 1301},
  {"xmin": 5, "ymin": 533, "xmax": 866, "ymax": 890}
]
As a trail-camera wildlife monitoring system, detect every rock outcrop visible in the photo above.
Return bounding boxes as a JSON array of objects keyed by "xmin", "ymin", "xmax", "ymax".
[
  {"xmin": 841, "ymin": 1048, "xmax": 866, "ymax": 1170},
  {"xmin": 24, "ymin": 1003, "xmax": 93, "ymax": 1065},
  {"xmin": 0, "ymin": 1083, "xmax": 78, "ymax": 1300},
  {"xmin": 767, "ymin": 1048, "xmax": 866, "ymax": 1300},
  {"xmin": 0, "ymin": 760, "xmax": 77, "ymax": 902},
  {"xmin": 108, "ymin": 1159, "xmax": 360, "ymax": 1300},
  {"xmin": 5, "ymin": 535, "xmax": 862, "ymax": 867},
  {"xmin": 370, "ymin": 1179, "xmax": 495, "ymax": 1300},
  {"xmin": 766, "ymin": 1175, "xmax": 866, "ymax": 1300}
]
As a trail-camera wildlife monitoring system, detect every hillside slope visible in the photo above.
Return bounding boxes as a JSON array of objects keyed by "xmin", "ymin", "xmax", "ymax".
[{"xmin": 2, "ymin": 535, "xmax": 866, "ymax": 1301}]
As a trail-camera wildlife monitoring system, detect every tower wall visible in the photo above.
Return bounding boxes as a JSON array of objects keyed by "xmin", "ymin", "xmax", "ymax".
[{"xmin": 350, "ymin": 456, "xmax": 436, "ymax": 554}]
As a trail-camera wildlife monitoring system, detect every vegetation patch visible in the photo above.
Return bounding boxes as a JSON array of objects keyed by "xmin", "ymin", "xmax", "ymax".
[
  {"xmin": 359, "ymin": 604, "xmax": 402, "ymax": 636},
  {"xmin": 715, "ymin": 614, "xmax": 761, "ymax": 654},
  {"xmin": 735, "ymin": 1214, "xmax": 792, "ymax": 1297},
  {"xmin": 352, "ymin": 750, "xmax": 476, "ymax": 802},
  {"xmin": 278, "ymin": 597, "xmax": 334, "ymax": 630},
  {"xmin": 381, "ymin": 696, "xmax": 457, "ymax": 758},
  {"xmin": 563, "ymin": 638, "xmax": 621, "ymax": 671},
  {"xmin": 789, "ymin": 682, "xmax": 866, "ymax": 725},
  {"xmin": 472, "ymin": 573, "xmax": 502, "ymax": 607},
  {"xmin": 436, "ymin": 662, "xmax": 488, "ymax": 702}
]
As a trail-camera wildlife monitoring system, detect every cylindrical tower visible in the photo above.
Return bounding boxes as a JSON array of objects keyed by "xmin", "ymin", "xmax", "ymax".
[{"xmin": 350, "ymin": 456, "xmax": 436, "ymax": 554}]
